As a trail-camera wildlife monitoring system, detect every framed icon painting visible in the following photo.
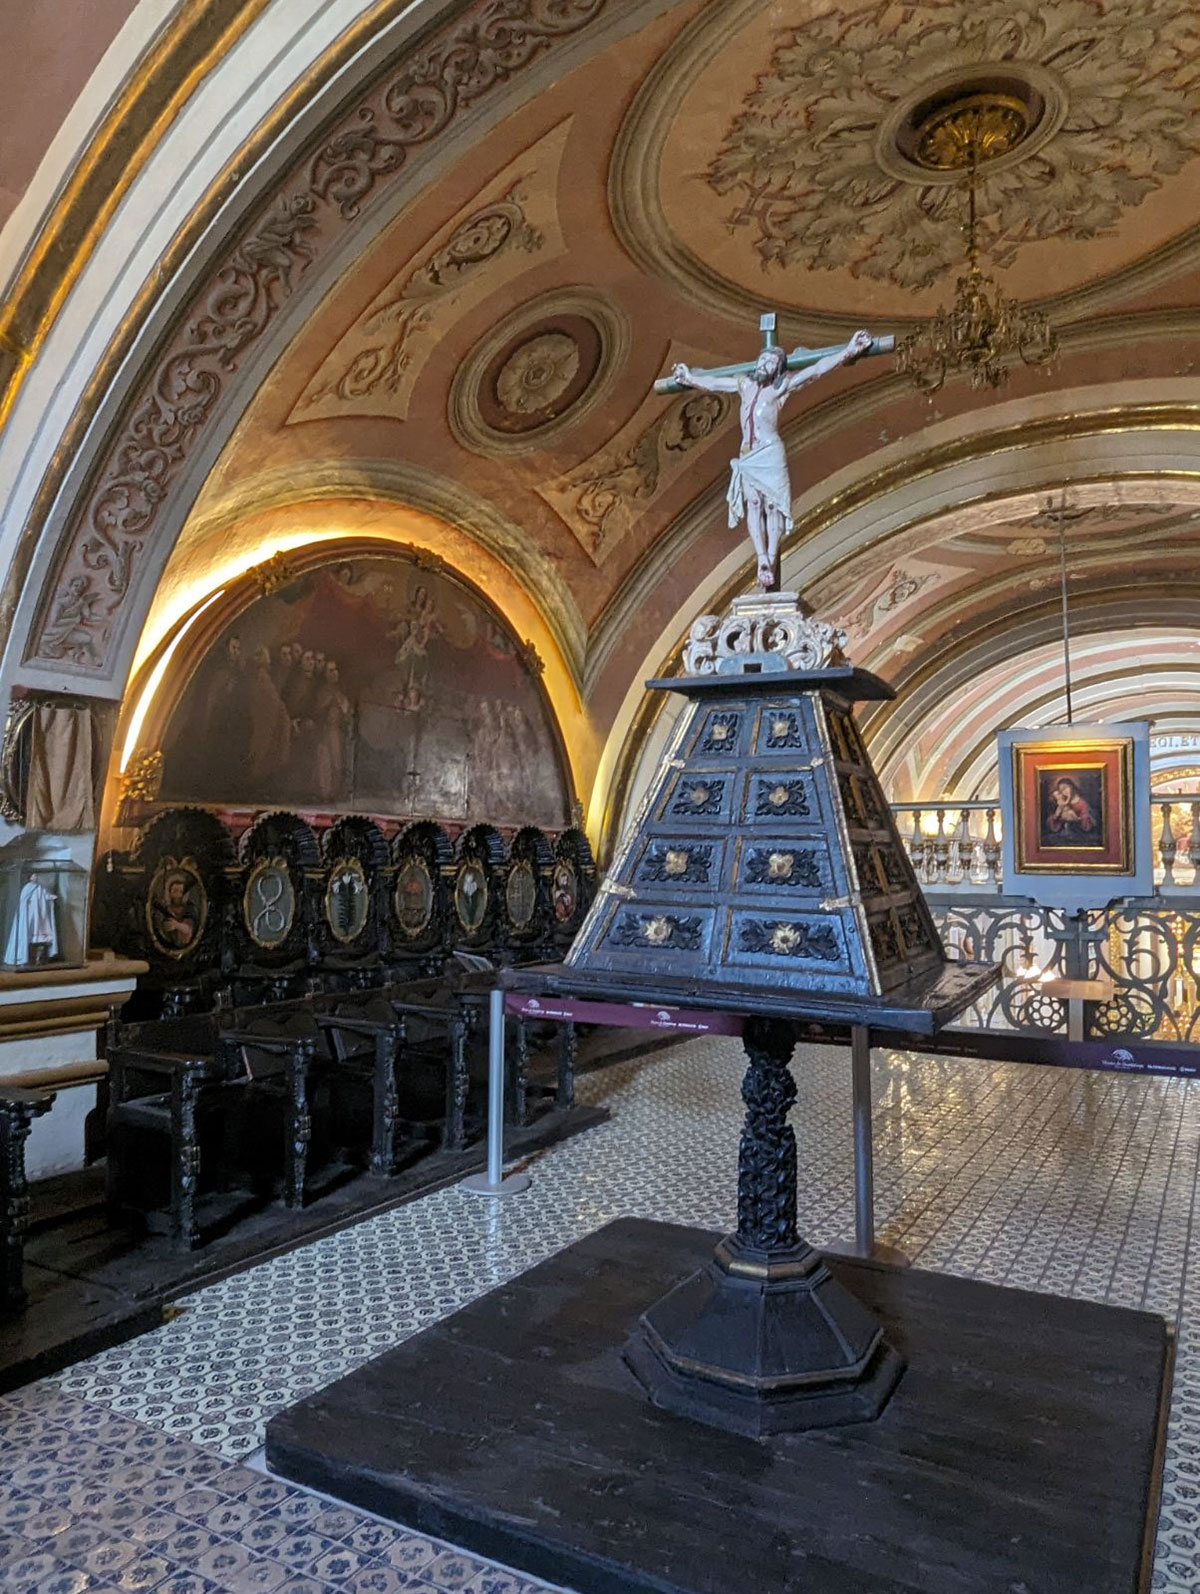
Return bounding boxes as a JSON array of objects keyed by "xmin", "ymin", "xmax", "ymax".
[
  {"xmin": 1011, "ymin": 737, "xmax": 1132, "ymax": 873},
  {"xmin": 998, "ymin": 721, "xmax": 1152, "ymax": 909}
]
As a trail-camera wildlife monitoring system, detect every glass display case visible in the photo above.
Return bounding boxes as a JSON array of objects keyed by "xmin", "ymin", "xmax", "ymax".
[{"xmin": 0, "ymin": 857, "xmax": 88, "ymax": 971}]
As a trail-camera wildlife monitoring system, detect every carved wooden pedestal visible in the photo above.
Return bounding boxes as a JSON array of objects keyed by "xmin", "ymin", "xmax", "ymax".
[{"xmin": 625, "ymin": 1017, "xmax": 902, "ymax": 1434}]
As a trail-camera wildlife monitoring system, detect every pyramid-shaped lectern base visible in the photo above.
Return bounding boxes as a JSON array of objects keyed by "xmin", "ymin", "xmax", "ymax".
[{"xmin": 507, "ymin": 598, "xmax": 998, "ymax": 1436}]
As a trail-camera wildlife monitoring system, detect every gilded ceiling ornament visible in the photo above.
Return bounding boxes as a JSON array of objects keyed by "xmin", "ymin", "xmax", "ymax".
[
  {"xmin": 248, "ymin": 551, "xmax": 295, "ymax": 596},
  {"xmin": 707, "ymin": 0, "xmax": 1200, "ymax": 292},
  {"xmin": 495, "ymin": 332, "xmax": 580, "ymax": 415}
]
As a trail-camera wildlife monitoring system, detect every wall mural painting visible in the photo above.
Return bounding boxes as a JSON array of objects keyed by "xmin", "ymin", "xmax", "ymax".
[{"xmin": 158, "ymin": 555, "xmax": 570, "ymax": 830}]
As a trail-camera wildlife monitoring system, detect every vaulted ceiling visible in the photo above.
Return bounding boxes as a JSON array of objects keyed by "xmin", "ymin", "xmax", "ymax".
[{"xmin": 10, "ymin": 0, "xmax": 1200, "ymax": 840}]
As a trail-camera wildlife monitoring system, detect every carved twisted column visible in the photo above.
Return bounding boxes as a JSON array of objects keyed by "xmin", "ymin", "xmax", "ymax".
[
  {"xmin": 627, "ymin": 1014, "xmax": 901, "ymax": 1434},
  {"xmin": 736, "ymin": 1018, "xmax": 798, "ymax": 1252}
]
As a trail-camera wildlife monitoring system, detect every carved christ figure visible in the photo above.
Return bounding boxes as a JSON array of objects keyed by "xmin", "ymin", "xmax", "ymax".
[{"xmin": 670, "ymin": 328, "xmax": 874, "ymax": 589}]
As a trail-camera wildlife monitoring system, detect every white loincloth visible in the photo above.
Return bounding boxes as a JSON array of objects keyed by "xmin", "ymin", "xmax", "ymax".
[{"xmin": 727, "ymin": 438, "xmax": 794, "ymax": 534}]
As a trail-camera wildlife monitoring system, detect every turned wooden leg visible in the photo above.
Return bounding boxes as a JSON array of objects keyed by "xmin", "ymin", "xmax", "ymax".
[
  {"xmin": 285, "ymin": 1042, "xmax": 313, "ymax": 1209},
  {"xmin": 0, "ymin": 1094, "xmax": 50, "ymax": 1311},
  {"xmin": 170, "ymin": 1068, "xmax": 201, "ymax": 1250},
  {"xmin": 371, "ymin": 1024, "xmax": 399, "ymax": 1177},
  {"xmin": 556, "ymin": 1021, "xmax": 576, "ymax": 1111},
  {"xmin": 443, "ymin": 1013, "xmax": 469, "ymax": 1152}
]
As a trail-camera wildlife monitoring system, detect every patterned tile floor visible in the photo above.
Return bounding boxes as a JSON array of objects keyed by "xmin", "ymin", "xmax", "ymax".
[{"xmin": 3, "ymin": 1038, "xmax": 1200, "ymax": 1591}]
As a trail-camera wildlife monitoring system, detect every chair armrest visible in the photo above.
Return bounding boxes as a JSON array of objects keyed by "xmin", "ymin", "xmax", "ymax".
[
  {"xmin": 316, "ymin": 1014, "xmax": 399, "ymax": 1038},
  {"xmin": 217, "ymin": 1030, "xmax": 313, "ymax": 1055},
  {"xmin": 109, "ymin": 1047, "xmax": 209, "ymax": 1071}
]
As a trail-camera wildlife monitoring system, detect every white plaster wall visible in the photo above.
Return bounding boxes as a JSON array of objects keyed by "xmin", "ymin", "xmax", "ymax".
[
  {"xmin": 0, "ymin": 0, "xmax": 185, "ymax": 295},
  {"xmin": 26, "ymin": 1087, "xmax": 97, "ymax": 1181}
]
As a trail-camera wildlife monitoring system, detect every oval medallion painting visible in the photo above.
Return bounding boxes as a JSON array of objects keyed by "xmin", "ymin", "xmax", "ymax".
[
  {"xmin": 455, "ymin": 861, "xmax": 489, "ymax": 934},
  {"xmin": 326, "ymin": 857, "xmax": 369, "ymax": 944},
  {"xmin": 394, "ymin": 858, "xmax": 435, "ymax": 938},
  {"xmin": 506, "ymin": 861, "xmax": 538, "ymax": 931},
  {"xmin": 146, "ymin": 857, "xmax": 207, "ymax": 959},
  {"xmin": 552, "ymin": 860, "xmax": 578, "ymax": 924},
  {"xmin": 244, "ymin": 858, "xmax": 296, "ymax": 949}
]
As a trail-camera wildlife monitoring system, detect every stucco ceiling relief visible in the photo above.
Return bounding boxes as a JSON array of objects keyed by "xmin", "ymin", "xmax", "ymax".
[
  {"xmin": 26, "ymin": 0, "xmax": 617, "ymax": 681},
  {"xmin": 617, "ymin": 0, "xmax": 1200, "ymax": 328},
  {"xmin": 838, "ymin": 559, "xmax": 952, "ymax": 648},
  {"xmin": 447, "ymin": 286, "xmax": 629, "ymax": 457},
  {"xmin": 537, "ymin": 341, "xmax": 736, "ymax": 564},
  {"xmin": 708, "ymin": 0, "xmax": 1200, "ymax": 293},
  {"xmin": 292, "ymin": 120, "xmax": 571, "ymax": 424}
]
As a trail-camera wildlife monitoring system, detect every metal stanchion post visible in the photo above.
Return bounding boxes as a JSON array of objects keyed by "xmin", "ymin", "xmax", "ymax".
[
  {"xmin": 462, "ymin": 987, "xmax": 532, "ymax": 1196},
  {"xmin": 851, "ymin": 1024, "xmax": 875, "ymax": 1257}
]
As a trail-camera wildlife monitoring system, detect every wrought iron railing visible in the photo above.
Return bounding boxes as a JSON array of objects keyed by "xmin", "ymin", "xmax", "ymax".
[
  {"xmin": 928, "ymin": 896, "xmax": 1200, "ymax": 1042},
  {"xmin": 892, "ymin": 796, "xmax": 1200, "ymax": 894}
]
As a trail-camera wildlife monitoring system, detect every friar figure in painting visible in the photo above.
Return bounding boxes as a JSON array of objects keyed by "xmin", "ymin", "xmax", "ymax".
[{"xmin": 666, "ymin": 318, "xmax": 880, "ymax": 589}]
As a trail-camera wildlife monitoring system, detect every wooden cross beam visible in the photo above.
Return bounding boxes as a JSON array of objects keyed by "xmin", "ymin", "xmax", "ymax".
[{"xmin": 654, "ymin": 312, "xmax": 895, "ymax": 396}]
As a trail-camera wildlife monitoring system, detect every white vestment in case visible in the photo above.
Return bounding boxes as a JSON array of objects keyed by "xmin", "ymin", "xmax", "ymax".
[
  {"xmin": 727, "ymin": 437, "xmax": 794, "ymax": 534},
  {"xmin": 4, "ymin": 880, "xmax": 58, "ymax": 965}
]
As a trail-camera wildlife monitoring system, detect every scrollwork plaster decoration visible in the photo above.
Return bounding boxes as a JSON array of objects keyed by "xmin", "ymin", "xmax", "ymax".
[
  {"xmin": 39, "ymin": 577, "xmax": 108, "ymax": 669},
  {"xmin": 539, "ymin": 343, "xmax": 731, "ymax": 562},
  {"xmin": 296, "ymin": 174, "xmax": 550, "ymax": 417},
  {"xmin": 29, "ymin": 3, "xmax": 611, "ymax": 676},
  {"xmin": 708, "ymin": 0, "xmax": 1200, "ymax": 293}
]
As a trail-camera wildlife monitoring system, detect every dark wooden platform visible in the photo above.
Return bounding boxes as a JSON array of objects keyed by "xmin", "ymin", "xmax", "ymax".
[{"xmin": 267, "ymin": 1218, "xmax": 1171, "ymax": 1594}]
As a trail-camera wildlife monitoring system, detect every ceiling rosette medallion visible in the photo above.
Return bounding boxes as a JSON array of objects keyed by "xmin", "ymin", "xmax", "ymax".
[
  {"xmin": 611, "ymin": 0, "xmax": 1200, "ymax": 330},
  {"xmin": 447, "ymin": 288, "xmax": 628, "ymax": 457}
]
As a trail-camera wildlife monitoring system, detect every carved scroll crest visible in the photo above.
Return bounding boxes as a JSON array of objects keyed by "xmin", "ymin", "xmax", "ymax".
[
  {"xmin": 299, "ymin": 183, "xmax": 542, "ymax": 410},
  {"xmin": 683, "ymin": 593, "xmax": 849, "ymax": 677}
]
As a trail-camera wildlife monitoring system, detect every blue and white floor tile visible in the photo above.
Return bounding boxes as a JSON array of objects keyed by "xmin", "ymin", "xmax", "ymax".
[{"xmin": 4, "ymin": 1038, "xmax": 1200, "ymax": 1589}]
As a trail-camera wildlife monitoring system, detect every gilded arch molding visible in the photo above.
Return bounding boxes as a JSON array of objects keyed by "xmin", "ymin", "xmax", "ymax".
[
  {"xmin": 9, "ymin": 0, "xmax": 673, "ymax": 697},
  {"xmin": 153, "ymin": 458, "xmax": 588, "ymax": 684}
]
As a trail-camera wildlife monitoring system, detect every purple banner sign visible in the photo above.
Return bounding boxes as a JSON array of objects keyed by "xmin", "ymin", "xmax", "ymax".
[{"xmin": 505, "ymin": 992, "xmax": 744, "ymax": 1036}]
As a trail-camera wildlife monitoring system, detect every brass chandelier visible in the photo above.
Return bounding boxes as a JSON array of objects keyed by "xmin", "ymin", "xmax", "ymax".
[{"xmin": 897, "ymin": 93, "xmax": 1056, "ymax": 395}]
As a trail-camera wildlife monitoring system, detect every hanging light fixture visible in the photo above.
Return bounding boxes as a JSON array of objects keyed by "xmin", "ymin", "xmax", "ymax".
[{"xmin": 897, "ymin": 93, "xmax": 1057, "ymax": 395}]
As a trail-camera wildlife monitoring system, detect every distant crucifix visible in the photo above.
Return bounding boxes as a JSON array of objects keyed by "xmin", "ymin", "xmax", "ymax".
[{"xmin": 657, "ymin": 314, "xmax": 894, "ymax": 589}]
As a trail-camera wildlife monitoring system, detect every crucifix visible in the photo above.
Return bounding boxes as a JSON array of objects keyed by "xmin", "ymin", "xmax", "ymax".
[{"xmin": 656, "ymin": 313, "xmax": 895, "ymax": 590}]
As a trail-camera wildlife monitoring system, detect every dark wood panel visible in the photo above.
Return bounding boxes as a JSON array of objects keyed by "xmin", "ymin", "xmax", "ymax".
[{"xmin": 268, "ymin": 1217, "xmax": 1169, "ymax": 1594}]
